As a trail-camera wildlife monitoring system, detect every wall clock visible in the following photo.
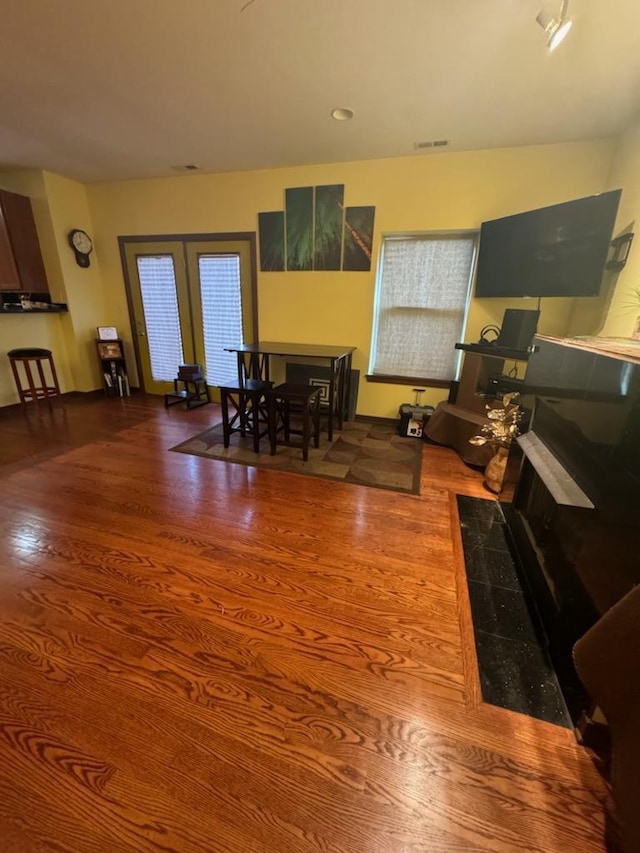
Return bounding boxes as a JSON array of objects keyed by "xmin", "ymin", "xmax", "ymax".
[{"xmin": 68, "ymin": 228, "xmax": 93, "ymax": 267}]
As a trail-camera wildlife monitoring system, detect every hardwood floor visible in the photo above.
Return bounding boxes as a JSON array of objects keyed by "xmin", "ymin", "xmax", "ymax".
[{"xmin": 0, "ymin": 394, "xmax": 608, "ymax": 852}]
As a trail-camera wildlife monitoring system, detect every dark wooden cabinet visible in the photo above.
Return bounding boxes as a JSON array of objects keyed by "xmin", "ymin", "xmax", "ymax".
[{"xmin": 0, "ymin": 189, "xmax": 49, "ymax": 292}]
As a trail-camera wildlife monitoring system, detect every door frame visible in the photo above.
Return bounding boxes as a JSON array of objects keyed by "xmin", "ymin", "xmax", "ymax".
[{"xmin": 118, "ymin": 232, "xmax": 258, "ymax": 393}]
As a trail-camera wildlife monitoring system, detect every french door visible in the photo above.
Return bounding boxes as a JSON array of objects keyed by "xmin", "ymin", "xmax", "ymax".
[{"xmin": 121, "ymin": 236, "xmax": 257, "ymax": 397}]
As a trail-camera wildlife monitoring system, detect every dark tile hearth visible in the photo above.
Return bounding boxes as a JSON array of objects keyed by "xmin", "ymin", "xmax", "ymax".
[
  {"xmin": 464, "ymin": 544, "xmax": 522, "ymax": 590},
  {"xmin": 475, "ymin": 632, "xmax": 570, "ymax": 725},
  {"xmin": 467, "ymin": 580, "xmax": 540, "ymax": 645},
  {"xmin": 456, "ymin": 494, "xmax": 571, "ymax": 727}
]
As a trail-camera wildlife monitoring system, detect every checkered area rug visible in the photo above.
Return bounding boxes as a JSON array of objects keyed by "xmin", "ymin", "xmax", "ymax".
[{"xmin": 169, "ymin": 420, "xmax": 422, "ymax": 494}]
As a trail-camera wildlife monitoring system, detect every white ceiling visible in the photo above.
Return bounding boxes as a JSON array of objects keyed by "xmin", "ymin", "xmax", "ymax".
[{"xmin": 1, "ymin": 0, "xmax": 639, "ymax": 183}]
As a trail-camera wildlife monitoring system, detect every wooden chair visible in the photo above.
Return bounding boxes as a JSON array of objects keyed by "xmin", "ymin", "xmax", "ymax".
[
  {"xmin": 8, "ymin": 348, "xmax": 61, "ymax": 408},
  {"xmin": 218, "ymin": 378, "xmax": 271, "ymax": 453},
  {"xmin": 267, "ymin": 383, "xmax": 322, "ymax": 462}
]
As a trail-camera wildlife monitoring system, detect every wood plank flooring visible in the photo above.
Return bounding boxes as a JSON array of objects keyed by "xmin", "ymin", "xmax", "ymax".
[{"xmin": 0, "ymin": 395, "xmax": 608, "ymax": 852}]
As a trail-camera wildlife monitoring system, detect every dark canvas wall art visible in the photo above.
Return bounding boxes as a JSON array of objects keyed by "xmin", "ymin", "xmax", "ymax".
[
  {"xmin": 258, "ymin": 211, "xmax": 285, "ymax": 271},
  {"xmin": 258, "ymin": 185, "xmax": 375, "ymax": 272},
  {"xmin": 343, "ymin": 206, "xmax": 375, "ymax": 271},
  {"xmin": 285, "ymin": 187, "xmax": 314, "ymax": 271},
  {"xmin": 314, "ymin": 184, "xmax": 344, "ymax": 271}
]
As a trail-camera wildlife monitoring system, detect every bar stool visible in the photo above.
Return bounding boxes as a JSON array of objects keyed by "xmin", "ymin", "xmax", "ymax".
[
  {"xmin": 268, "ymin": 383, "xmax": 322, "ymax": 462},
  {"xmin": 218, "ymin": 378, "xmax": 272, "ymax": 453},
  {"xmin": 8, "ymin": 348, "xmax": 61, "ymax": 408}
]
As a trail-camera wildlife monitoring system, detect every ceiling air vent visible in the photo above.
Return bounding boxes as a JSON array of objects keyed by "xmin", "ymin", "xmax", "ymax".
[{"xmin": 414, "ymin": 139, "xmax": 450, "ymax": 150}]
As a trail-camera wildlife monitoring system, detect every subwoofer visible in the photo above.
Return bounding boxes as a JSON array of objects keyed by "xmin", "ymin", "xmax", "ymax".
[{"xmin": 497, "ymin": 309, "xmax": 540, "ymax": 351}]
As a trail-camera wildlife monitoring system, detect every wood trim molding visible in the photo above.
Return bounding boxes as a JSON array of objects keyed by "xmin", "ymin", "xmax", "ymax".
[{"xmin": 366, "ymin": 374, "xmax": 452, "ymax": 389}]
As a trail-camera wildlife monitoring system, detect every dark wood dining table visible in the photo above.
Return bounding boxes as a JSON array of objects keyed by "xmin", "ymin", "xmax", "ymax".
[{"xmin": 225, "ymin": 341, "xmax": 356, "ymax": 440}]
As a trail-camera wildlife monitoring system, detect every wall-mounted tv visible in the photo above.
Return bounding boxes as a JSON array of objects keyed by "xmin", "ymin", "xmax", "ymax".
[{"xmin": 475, "ymin": 189, "xmax": 622, "ymax": 298}]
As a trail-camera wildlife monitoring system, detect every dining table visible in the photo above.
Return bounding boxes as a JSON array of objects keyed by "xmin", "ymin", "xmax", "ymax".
[{"xmin": 225, "ymin": 341, "xmax": 356, "ymax": 440}]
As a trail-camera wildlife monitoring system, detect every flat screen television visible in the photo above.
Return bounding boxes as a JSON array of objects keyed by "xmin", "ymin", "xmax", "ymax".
[{"xmin": 475, "ymin": 189, "xmax": 622, "ymax": 298}]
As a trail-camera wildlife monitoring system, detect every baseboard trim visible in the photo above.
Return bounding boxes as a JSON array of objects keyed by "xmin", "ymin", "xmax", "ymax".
[
  {"xmin": 0, "ymin": 388, "xmax": 141, "ymax": 412},
  {"xmin": 354, "ymin": 414, "xmax": 397, "ymax": 427}
]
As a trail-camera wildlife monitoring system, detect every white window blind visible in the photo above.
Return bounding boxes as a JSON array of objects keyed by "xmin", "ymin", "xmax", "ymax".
[
  {"xmin": 199, "ymin": 254, "xmax": 243, "ymax": 385},
  {"xmin": 136, "ymin": 255, "xmax": 184, "ymax": 381},
  {"xmin": 370, "ymin": 234, "xmax": 477, "ymax": 381}
]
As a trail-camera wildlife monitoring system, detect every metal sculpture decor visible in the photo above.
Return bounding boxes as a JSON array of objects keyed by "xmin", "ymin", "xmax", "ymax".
[{"xmin": 469, "ymin": 392, "xmax": 522, "ymax": 494}]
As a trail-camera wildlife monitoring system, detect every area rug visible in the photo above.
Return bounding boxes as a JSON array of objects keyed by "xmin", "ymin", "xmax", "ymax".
[{"xmin": 170, "ymin": 420, "xmax": 422, "ymax": 494}]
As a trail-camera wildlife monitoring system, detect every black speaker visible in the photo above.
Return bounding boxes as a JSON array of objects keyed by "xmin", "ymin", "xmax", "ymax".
[{"xmin": 497, "ymin": 309, "xmax": 540, "ymax": 351}]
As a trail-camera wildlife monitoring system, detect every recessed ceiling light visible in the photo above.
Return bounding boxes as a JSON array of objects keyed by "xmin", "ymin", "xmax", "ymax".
[{"xmin": 331, "ymin": 108, "xmax": 355, "ymax": 121}]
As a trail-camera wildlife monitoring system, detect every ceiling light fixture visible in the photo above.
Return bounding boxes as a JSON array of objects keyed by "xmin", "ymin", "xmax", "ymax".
[
  {"xmin": 536, "ymin": 0, "xmax": 573, "ymax": 50},
  {"xmin": 331, "ymin": 108, "xmax": 355, "ymax": 121}
]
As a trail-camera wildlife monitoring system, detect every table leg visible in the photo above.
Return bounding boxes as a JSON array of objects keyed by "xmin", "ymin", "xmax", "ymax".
[
  {"xmin": 251, "ymin": 393, "xmax": 261, "ymax": 452},
  {"xmin": 221, "ymin": 390, "xmax": 231, "ymax": 448},
  {"xmin": 327, "ymin": 359, "xmax": 336, "ymax": 441},
  {"xmin": 335, "ymin": 356, "xmax": 346, "ymax": 429},
  {"xmin": 238, "ymin": 391, "xmax": 247, "ymax": 436},
  {"xmin": 343, "ymin": 353, "xmax": 353, "ymax": 422},
  {"xmin": 305, "ymin": 398, "xmax": 315, "ymax": 461},
  {"xmin": 236, "ymin": 352, "xmax": 246, "ymax": 384}
]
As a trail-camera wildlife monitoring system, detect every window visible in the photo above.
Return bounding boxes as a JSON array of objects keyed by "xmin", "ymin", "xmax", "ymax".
[
  {"xmin": 369, "ymin": 233, "xmax": 477, "ymax": 384},
  {"xmin": 136, "ymin": 255, "xmax": 185, "ymax": 382},
  {"xmin": 198, "ymin": 253, "xmax": 244, "ymax": 386}
]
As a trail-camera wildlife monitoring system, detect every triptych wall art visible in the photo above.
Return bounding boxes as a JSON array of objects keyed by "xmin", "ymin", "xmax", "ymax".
[{"xmin": 258, "ymin": 184, "xmax": 375, "ymax": 272}]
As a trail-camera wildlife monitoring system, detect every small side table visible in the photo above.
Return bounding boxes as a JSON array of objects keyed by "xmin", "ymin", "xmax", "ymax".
[{"xmin": 165, "ymin": 367, "xmax": 210, "ymax": 410}]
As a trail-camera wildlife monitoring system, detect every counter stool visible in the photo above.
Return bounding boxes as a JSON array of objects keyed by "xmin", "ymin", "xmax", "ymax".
[
  {"xmin": 268, "ymin": 383, "xmax": 321, "ymax": 462},
  {"xmin": 218, "ymin": 378, "xmax": 272, "ymax": 453},
  {"xmin": 8, "ymin": 348, "xmax": 61, "ymax": 408}
]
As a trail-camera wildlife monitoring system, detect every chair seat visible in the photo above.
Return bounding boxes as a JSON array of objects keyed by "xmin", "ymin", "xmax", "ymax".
[
  {"xmin": 218, "ymin": 378, "xmax": 271, "ymax": 394},
  {"xmin": 8, "ymin": 348, "xmax": 53, "ymax": 358}
]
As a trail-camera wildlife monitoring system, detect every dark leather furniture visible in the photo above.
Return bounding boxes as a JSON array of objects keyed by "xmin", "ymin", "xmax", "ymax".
[{"xmin": 574, "ymin": 585, "xmax": 640, "ymax": 853}]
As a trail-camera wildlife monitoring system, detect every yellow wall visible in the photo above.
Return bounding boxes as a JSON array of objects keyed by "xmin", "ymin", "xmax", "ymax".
[
  {"xmin": 0, "ymin": 169, "xmax": 74, "ymax": 406},
  {"xmin": 88, "ymin": 138, "xmax": 614, "ymax": 417},
  {"xmin": 598, "ymin": 117, "xmax": 640, "ymax": 337},
  {"xmin": 0, "ymin": 138, "xmax": 618, "ymax": 414},
  {"xmin": 0, "ymin": 169, "xmax": 114, "ymax": 405},
  {"xmin": 42, "ymin": 171, "xmax": 112, "ymax": 392}
]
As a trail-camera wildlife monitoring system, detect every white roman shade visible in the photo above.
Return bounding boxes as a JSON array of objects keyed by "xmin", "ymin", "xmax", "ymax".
[{"xmin": 370, "ymin": 235, "xmax": 477, "ymax": 381}]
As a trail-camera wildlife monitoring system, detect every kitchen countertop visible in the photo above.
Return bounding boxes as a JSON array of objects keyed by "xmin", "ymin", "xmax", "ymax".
[{"xmin": 1, "ymin": 303, "xmax": 68, "ymax": 315}]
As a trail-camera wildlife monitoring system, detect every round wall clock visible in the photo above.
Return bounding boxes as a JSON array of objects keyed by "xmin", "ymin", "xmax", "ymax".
[{"xmin": 68, "ymin": 228, "xmax": 93, "ymax": 267}]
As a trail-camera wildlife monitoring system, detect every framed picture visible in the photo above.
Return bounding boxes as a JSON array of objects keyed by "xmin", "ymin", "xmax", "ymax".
[
  {"xmin": 97, "ymin": 326, "xmax": 118, "ymax": 340},
  {"xmin": 97, "ymin": 341, "xmax": 123, "ymax": 359}
]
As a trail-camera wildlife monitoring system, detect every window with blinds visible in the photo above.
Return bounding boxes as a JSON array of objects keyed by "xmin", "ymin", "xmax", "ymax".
[
  {"xmin": 136, "ymin": 255, "xmax": 185, "ymax": 381},
  {"xmin": 369, "ymin": 234, "xmax": 477, "ymax": 383},
  {"xmin": 198, "ymin": 253, "xmax": 243, "ymax": 385}
]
